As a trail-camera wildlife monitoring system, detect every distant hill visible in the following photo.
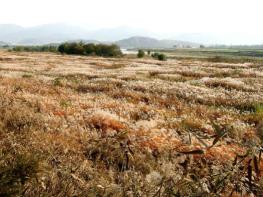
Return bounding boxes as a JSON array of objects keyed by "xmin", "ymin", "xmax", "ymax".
[
  {"xmin": 0, "ymin": 23, "xmax": 200, "ymax": 48},
  {"xmin": 0, "ymin": 24, "xmax": 198, "ymax": 48},
  {"xmin": 85, "ymin": 26, "xmax": 154, "ymax": 41},
  {"xmin": 0, "ymin": 24, "xmax": 155, "ymax": 45},
  {"xmin": 116, "ymin": 36, "xmax": 199, "ymax": 49},
  {"xmin": 0, "ymin": 24, "xmax": 23, "ymax": 37},
  {"xmin": 0, "ymin": 23, "xmax": 263, "ymax": 46},
  {"xmin": 65, "ymin": 37, "xmax": 199, "ymax": 49},
  {"xmin": 0, "ymin": 41, "xmax": 9, "ymax": 46},
  {"xmin": 0, "ymin": 24, "xmax": 90, "ymax": 45},
  {"xmin": 65, "ymin": 39, "xmax": 105, "ymax": 44}
]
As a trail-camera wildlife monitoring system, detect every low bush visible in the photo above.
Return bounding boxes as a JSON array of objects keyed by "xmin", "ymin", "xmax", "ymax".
[
  {"xmin": 0, "ymin": 151, "xmax": 41, "ymax": 196},
  {"xmin": 137, "ymin": 50, "xmax": 145, "ymax": 58},
  {"xmin": 147, "ymin": 50, "xmax": 151, "ymax": 55},
  {"xmin": 151, "ymin": 52, "xmax": 167, "ymax": 61},
  {"xmin": 157, "ymin": 53, "xmax": 167, "ymax": 61}
]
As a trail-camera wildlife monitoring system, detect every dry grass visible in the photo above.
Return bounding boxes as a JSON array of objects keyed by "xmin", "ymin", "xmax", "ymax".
[{"xmin": 0, "ymin": 50, "xmax": 263, "ymax": 196}]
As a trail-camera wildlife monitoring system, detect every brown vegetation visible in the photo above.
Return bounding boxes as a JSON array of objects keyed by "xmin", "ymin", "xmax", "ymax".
[{"xmin": 0, "ymin": 50, "xmax": 263, "ymax": 196}]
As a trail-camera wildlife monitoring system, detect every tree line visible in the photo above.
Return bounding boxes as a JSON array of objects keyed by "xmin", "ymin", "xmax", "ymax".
[
  {"xmin": 11, "ymin": 42, "xmax": 123, "ymax": 57},
  {"xmin": 11, "ymin": 43, "xmax": 168, "ymax": 60},
  {"xmin": 12, "ymin": 45, "xmax": 57, "ymax": 52},
  {"xmin": 58, "ymin": 42, "xmax": 122, "ymax": 57}
]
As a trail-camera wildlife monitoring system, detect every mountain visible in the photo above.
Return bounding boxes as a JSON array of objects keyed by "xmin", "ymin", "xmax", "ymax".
[
  {"xmin": 0, "ymin": 23, "xmax": 263, "ymax": 46},
  {"xmin": 65, "ymin": 39, "xmax": 103, "ymax": 44},
  {"xmin": 116, "ymin": 36, "xmax": 199, "ymax": 49},
  {"xmin": 0, "ymin": 24, "xmax": 154, "ymax": 45},
  {"xmin": 0, "ymin": 24, "xmax": 188, "ymax": 47},
  {"xmin": 0, "ymin": 41, "xmax": 9, "ymax": 46},
  {"xmin": 0, "ymin": 24, "xmax": 24, "ymax": 37},
  {"xmin": 85, "ymin": 26, "xmax": 154, "ymax": 41},
  {"xmin": 0, "ymin": 24, "xmax": 200, "ymax": 48},
  {"xmin": 0, "ymin": 23, "xmax": 91, "ymax": 45}
]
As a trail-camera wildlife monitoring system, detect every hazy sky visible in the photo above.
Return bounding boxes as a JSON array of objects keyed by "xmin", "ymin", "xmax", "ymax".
[{"xmin": 1, "ymin": 0, "xmax": 263, "ymax": 34}]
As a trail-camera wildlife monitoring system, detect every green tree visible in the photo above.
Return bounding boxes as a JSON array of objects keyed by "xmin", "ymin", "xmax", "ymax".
[
  {"xmin": 137, "ymin": 50, "xmax": 145, "ymax": 58},
  {"xmin": 84, "ymin": 43, "xmax": 96, "ymax": 55},
  {"xmin": 151, "ymin": 52, "xmax": 167, "ymax": 61},
  {"xmin": 157, "ymin": 53, "xmax": 167, "ymax": 61},
  {"xmin": 147, "ymin": 50, "xmax": 151, "ymax": 55},
  {"xmin": 58, "ymin": 42, "xmax": 122, "ymax": 57}
]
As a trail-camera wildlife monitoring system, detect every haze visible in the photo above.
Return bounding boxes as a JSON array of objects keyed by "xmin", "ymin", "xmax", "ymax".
[{"xmin": 1, "ymin": 0, "xmax": 263, "ymax": 44}]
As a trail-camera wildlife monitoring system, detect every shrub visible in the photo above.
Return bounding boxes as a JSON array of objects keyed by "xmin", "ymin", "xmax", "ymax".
[
  {"xmin": 151, "ymin": 52, "xmax": 167, "ymax": 61},
  {"xmin": 58, "ymin": 42, "xmax": 122, "ymax": 57},
  {"xmin": 94, "ymin": 44, "xmax": 122, "ymax": 57},
  {"xmin": 0, "ymin": 152, "xmax": 41, "ymax": 196},
  {"xmin": 83, "ymin": 43, "xmax": 96, "ymax": 55},
  {"xmin": 60, "ymin": 42, "xmax": 85, "ymax": 55},
  {"xmin": 151, "ymin": 52, "xmax": 158, "ymax": 58},
  {"xmin": 147, "ymin": 50, "xmax": 151, "ymax": 55},
  {"xmin": 157, "ymin": 53, "xmax": 167, "ymax": 61},
  {"xmin": 58, "ymin": 43, "xmax": 67, "ymax": 54},
  {"xmin": 137, "ymin": 50, "xmax": 145, "ymax": 58}
]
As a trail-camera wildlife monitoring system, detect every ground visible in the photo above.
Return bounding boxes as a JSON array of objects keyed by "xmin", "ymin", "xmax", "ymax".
[{"xmin": 0, "ymin": 50, "xmax": 263, "ymax": 196}]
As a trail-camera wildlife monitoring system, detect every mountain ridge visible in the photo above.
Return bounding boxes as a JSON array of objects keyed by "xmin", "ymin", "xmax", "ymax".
[
  {"xmin": 0, "ymin": 24, "xmax": 200, "ymax": 48},
  {"xmin": 116, "ymin": 36, "xmax": 199, "ymax": 49},
  {"xmin": 0, "ymin": 24, "xmax": 198, "ymax": 47},
  {"xmin": 1, "ymin": 23, "xmax": 263, "ymax": 45}
]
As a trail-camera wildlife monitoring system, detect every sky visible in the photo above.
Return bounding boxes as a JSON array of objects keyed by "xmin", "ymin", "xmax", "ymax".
[
  {"xmin": 0, "ymin": 0, "xmax": 262, "ymax": 32},
  {"xmin": 1, "ymin": 0, "xmax": 263, "ymax": 44}
]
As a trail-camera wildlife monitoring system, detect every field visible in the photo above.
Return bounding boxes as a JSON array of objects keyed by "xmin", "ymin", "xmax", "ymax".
[
  {"xmin": 152, "ymin": 48, "xmax": 263, "ymax": 64},
  {"xmin": 0, "ymin": 50, "xmax": 263, "ymax": 196}
]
